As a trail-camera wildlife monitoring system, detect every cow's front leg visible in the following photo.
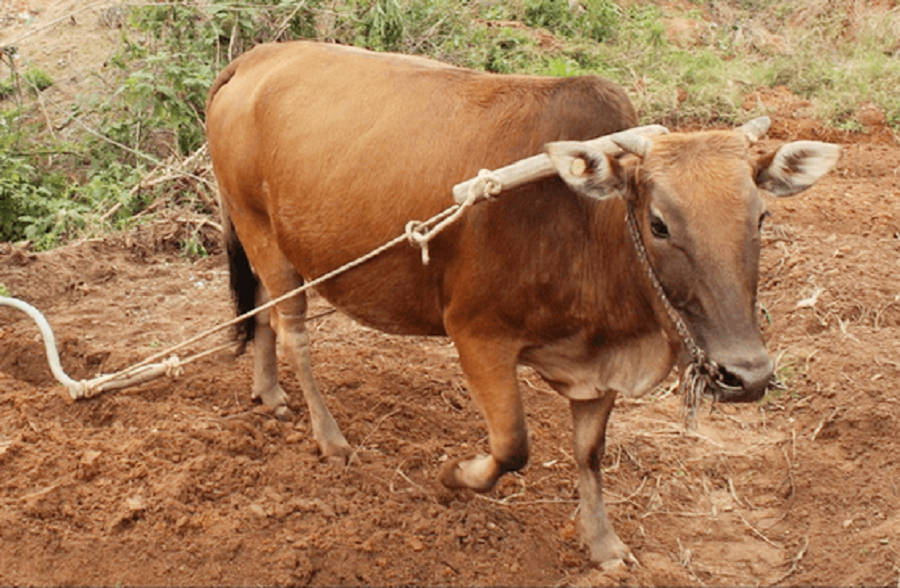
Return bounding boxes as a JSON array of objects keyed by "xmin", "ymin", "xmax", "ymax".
[
  {"xmin": 439, "ymin": 336, "xmax": 528, "ymax": 492},
  {"xmin": 570, "ymin": 392, "xmax": 630, "ymax": 566}
]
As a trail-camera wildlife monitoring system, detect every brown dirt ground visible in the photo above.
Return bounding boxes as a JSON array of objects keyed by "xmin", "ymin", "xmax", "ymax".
[
  {"xmin": 2, "ymin": 2, "xmax": 900, "ymax": 587},
  {"xmin": 1, "ymin": 131, "xmax": 898, "ymax": 588}
]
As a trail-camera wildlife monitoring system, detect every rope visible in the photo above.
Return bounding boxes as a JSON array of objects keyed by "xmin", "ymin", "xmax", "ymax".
[
  {"xmin": 0, "ymin": 296, "xmax": 83, "ymax": 392},
  {"xmin": 624, "ymin": 203, "xmax": 720, "ymax": 428},
  {"xmin": 405, "ymin": 169, "xmax": 500, "ymax": 264},
  {"xmin": 0, "ymin": 173, "xmax": 499, "ymax": 400}
]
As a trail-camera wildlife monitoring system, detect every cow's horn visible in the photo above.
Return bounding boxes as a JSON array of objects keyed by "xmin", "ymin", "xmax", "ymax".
[
  {"xmin": 739, "ymin": 116, "xmax": 771, "ymax": 144},
  {"xmin": 611, "ymin": 133, "xmax": 651, "ymax": 158}
]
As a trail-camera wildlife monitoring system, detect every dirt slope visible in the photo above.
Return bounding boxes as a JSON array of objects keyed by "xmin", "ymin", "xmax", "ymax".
[{"xmin": 1, "ymin": 132, "xmax": 898, "ymax": 586}]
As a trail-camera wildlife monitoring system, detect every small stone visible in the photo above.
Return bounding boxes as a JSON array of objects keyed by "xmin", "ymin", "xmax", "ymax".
[
  {"xmin": 407, "ymin": 536, "xmax": 425, "ymax": 552},
  {"xmin": 125, "ymin": 495, "xmax": 146, "ymax": 512}
]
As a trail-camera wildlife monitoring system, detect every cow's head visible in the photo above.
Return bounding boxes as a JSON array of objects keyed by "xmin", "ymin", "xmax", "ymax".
[{"xmin": 545, "ymin": 118, "xmax": 840, "ymax": 402}]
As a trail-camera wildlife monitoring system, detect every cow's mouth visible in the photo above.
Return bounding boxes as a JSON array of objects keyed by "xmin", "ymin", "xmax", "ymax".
[{"xmin": 680, "ymin": 359, "xmax": 771, "ymax": 415}]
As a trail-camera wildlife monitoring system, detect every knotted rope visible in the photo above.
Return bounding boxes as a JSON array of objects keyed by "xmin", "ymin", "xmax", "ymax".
[
  {"xmin": 0, "ymin": 170, "xmax": 503, "ymax": 400},
  {"xmin": 405, "ymin": 169, "xmax": 501, "ymax": 264}
]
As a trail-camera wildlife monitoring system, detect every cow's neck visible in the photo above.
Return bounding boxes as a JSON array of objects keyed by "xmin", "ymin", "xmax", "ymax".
[
  {"xmin": 582, "ymin": 198, "xmax": 667, "ymax": 339},
  {"xmin": 518, "ymin": 197, "xmax": 679, "ymax": 400}
]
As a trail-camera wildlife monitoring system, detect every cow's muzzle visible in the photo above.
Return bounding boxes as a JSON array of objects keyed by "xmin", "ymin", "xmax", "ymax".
[{"xmin": 714, "ymin": 355, "xmax": 774, "ymax": 403}]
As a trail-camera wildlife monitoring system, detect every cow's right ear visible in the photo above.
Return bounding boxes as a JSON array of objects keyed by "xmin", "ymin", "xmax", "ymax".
[{"xmin": 545, "ymin": 141, "xmax": 625, "ymax": 200}]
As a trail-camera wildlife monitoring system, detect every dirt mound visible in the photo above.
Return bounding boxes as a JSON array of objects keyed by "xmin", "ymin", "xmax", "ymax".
[{"xmin": 0, "ymin": 133, "xmax": 897, "ymax": 586}]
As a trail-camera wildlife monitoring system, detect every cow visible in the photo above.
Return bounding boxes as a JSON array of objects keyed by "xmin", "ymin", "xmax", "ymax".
[{"xmin": 205, "ymin": 40, "xmax": 840, "ymax": 566}]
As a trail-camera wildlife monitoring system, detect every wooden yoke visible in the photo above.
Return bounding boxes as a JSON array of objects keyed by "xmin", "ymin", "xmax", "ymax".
[{"xmin": 451, "ymin": 124, "xmax": 669, "ymax": 204}]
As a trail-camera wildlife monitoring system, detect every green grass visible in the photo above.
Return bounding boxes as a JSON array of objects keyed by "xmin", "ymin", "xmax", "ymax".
[
  {"xmin": 0, "ymin": 66, "xmax": 53, "ymax": 100},
  {"xmin": 0, "ymin": 0, "xmax": 897, "ymax": 249}
]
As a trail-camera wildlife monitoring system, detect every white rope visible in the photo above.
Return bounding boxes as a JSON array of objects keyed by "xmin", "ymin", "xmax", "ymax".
[
  {"xmin": 0, "ymin": 176, "xmax": 498, "ymax": 399},
  {"xmin": 0, "ymin": 296, "xmax": 82, "ymax": 392},
  {"xmin": 405, "ymin": 169, "xmax": 500, "ymax": 264}
]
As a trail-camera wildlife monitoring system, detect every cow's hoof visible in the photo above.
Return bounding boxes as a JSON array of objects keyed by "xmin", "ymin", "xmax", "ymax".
[
  {"xmin": 253, "ymin": 383, "xmax": 290, "ymax": 409},
  {"xmin": 438, "ymin": 455, "xmax": 499, "ymax": 493},
  {"xmin": 319, "ymin": 438, "xmax": 352, "ymax": 466},
  {"xmin": 587, "ymin": 533, "xmax": 632, "ymax": 568}
]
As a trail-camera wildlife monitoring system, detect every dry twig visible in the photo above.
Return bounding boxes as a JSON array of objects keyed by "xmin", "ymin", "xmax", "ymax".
[
  {"xmin": 736, "ymin": 511, "xmax": 783, "ymax": 549},
  {"xmin": 810, "ymin": 407, "xmax": 840, "ymax": 441},
  {"xmin": 605, "ymin": 476, "xmax": 647, "ymax": 507},
  {"xmin": 345, "ymin": 407, "xmax": 401, "ymax": 470},
  {"xmin": 768, "ymin": 536, "xmax": 810, "ymax": 586}
]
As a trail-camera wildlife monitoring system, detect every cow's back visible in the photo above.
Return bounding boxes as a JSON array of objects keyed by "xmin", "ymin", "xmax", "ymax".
[{"xmin": 206, "ymin": 41, "xmax": 637, "ymax": 334}]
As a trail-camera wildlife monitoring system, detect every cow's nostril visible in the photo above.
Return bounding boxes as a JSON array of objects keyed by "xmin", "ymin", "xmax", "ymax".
[
  {"xmin": 717, "ymin": 366, "xmax": 743, "ymax": 390},
  {"xmin": 715, "ymin": 356, "xmax": 774, "ymax": 402}
]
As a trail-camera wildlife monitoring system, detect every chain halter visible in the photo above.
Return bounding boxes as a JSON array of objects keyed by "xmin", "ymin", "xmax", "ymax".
[{"xmin": 623, "ymin": 201, "xmax": 723, "ymax": 428}]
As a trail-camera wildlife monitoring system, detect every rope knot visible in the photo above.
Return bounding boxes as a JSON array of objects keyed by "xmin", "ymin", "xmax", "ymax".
[
  {"xmin": 405, "ymin": 170, "xmax": 501, "ymax": 266},
  {"xmin": 67, "ymin": 380, "xmax": 91, "ymax": 400},
  {"xmin": 679, "ymin": 357, "xmax": 720, "ymax": 431},
  {"xmin": 405, "ymin": 219, "xmax": 432, "ymax": 265},
  {"xmin": 469, "ymin": 168, "xmax": 502, "ymax": 201},
  {"xmin": 162, "ymin": 355, "xmax": 184, "ymax": 379}
]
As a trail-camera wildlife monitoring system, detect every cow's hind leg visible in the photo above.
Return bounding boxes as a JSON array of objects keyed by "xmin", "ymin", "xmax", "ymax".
[
  {"xmin": 274, "ymin": 298, "xmax": 351, "ymax": 462},
  {"xmin": 570, "ymin": 392, "xmax": 630, "ymax": 566},
  {"xmin": 239, "ymin": 226, "xmax": 350, "ymax": 461},
  {"xmin": 249, "ymin": 290, "xmax": 289, "ymax": 415},
  {"xmin": 439, "ymin": 335, "xmax": 528, "ymax": 492}
]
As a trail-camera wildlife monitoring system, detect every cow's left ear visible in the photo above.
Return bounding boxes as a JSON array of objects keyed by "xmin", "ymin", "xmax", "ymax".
[
  {"xmin": 545, "ymin": 141, "xmax": 624, "ymax": 200},
  {"xmin": 754, "ymin": 141, "xmax": 841, "ymax": 197}
]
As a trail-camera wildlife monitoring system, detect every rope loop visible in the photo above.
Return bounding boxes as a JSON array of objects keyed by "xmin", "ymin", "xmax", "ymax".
[
  {"xmin": 624, "ymin": 203, "xmax": 727, "ymax": 428},
  {"xmin": 404, "ymin": 169, "xmax": 501, "ymax": 265},
  {"xmin": 404, "ymin": 219, "xmax": 431, "ymax": 264},
  {"xmin": 469, "ymin": 168, "xmax": 503, "ymax": 201}
]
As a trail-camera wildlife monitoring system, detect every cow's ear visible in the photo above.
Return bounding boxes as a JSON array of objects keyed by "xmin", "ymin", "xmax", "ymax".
[
  {"xmin": 545, "ymin": 141, "xmax": 624, "ymax": 200},
  {"xmin": 754, "ymin": 141, "xmax": 841, "ymax": 196}
]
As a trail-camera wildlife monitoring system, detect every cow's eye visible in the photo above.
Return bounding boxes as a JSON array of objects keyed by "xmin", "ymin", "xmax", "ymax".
[
  {"xmin": 650, "ymin": 213, "xmax": 669, "ymax": 239},
  {"xmin": 758, "ymin": 210, "xmax": 771, "ymax": 230}
]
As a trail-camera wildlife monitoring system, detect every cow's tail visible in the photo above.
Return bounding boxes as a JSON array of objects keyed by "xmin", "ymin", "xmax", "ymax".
[
  {"xmin": 209, "ymin": 54, "xmax": 256, "ymax": 354},
  {"xmin": 223, "ymin": 206, "xmax": 257, "ymax": 354},
  {"xmin": 206, "ymin": 55, "xmax": 239, "ymax": 116}
]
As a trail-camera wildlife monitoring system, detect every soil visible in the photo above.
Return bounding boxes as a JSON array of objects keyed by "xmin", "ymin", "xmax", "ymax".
[{"xmin": 2, "ymin": 2, "xmax": 899, "ymax": 587}]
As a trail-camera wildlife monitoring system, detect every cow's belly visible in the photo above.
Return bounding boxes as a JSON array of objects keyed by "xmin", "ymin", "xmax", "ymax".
[
  {"xmin": 306, "ymin": 250, "xmax": 448, "ymax": 337},
  {"xmin": 521, "ymin": 330, "xmax": 676, "ymax": 400}
]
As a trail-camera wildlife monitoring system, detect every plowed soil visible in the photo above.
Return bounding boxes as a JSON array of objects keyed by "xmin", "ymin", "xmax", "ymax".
[{"xmin": 2, "ymin": 130, "xmax": 898, "ymax": 587}]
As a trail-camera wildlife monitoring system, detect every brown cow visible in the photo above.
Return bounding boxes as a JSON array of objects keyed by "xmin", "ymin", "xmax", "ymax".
[{"xmin": 205, "ymin": 41, "xmax": 840, "ymax": 565}]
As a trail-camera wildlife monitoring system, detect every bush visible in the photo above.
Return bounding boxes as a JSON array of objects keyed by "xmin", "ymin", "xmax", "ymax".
[{"xmin": 524, "ymin": 0, "xmax": 619, "ymax": 42}]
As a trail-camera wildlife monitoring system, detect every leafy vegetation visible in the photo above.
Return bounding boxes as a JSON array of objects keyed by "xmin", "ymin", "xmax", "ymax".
[{"xmin": 0, "ymin": 0, "xmax": 897, "ymax": 250}]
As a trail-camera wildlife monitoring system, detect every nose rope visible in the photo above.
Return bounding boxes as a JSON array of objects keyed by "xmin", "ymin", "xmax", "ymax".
[{"xmin": 624, "ymin": 202, "xmax": 720, "ymax": 428}]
